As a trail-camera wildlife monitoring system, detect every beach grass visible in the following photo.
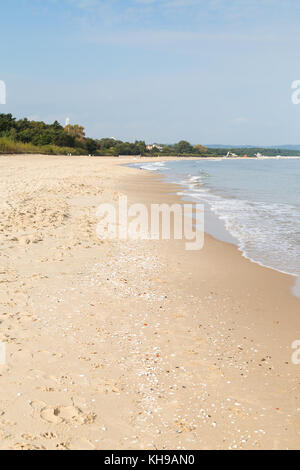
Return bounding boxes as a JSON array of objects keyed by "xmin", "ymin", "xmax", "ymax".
[{"xmin": 0, "ymin": 137, "xmax": 83, "ymax": 156}]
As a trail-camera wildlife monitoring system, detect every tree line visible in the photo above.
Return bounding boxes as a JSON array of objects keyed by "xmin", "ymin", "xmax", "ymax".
[
  {"xmin": 0, "ymin": 114, "xmax": 299, "ymax": 157},
  {"xmin": 0, "ymin": 114, "xmax": 213, "ymax": 156}
]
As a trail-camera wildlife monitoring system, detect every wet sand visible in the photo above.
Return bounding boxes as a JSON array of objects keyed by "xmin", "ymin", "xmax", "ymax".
[{"xmin": 0, "ymin": 154, "xmax": 299, "ymax": 450}]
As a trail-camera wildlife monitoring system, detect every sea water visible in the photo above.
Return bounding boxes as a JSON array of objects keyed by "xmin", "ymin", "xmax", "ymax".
[{"xmin": 131, "ymin": 158, "xmax": 300, "ymax": 297}]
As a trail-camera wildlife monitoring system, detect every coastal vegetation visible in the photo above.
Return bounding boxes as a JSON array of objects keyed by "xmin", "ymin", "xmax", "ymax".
[{"xmin": 0, "ymin": 114, "xmax": 299, "ymax": 157}]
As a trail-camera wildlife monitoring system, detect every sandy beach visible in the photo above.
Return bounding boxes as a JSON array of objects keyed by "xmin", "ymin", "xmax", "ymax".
[{"xmin": 0, "ymin": 153, "xmax": 300, "ymax": 450}]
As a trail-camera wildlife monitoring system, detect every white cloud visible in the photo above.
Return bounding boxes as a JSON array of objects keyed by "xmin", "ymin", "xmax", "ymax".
[{"xmin": 82, "ymin": 29, "xmax": 281, "ymax": 47}]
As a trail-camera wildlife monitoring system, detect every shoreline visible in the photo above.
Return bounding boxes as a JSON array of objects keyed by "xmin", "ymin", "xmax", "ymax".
[
  {"xmin": 124, "ymin": 157, "xmax": 300, "ymax": 298},
  {"xmin": 120, "ymin": 158, "xmax": 300, "ymax": 313},
  {"xmin": 0, "ymin": 154, "xmax": 300, "ymax": 450}
]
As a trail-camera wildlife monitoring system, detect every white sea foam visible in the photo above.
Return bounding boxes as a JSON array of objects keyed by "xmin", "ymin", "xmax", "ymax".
[
  {"xmin": 178, "ymin": 174, "xmax": 300, "ymax": 280},
  {"xmin": 139, "ymin": 162, "xmax": 168, "ymax": 171}
]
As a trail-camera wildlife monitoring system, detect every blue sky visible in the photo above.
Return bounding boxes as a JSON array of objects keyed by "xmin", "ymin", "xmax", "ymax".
[{"xmin": 1, "ymin": 0, "xmax": 300, "ymax": 144}]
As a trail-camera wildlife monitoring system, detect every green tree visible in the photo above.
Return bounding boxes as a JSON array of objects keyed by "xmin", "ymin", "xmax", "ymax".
[
  {"xmin": 193, "ymin": 144, "xmax": 207, "ymax": 154},
  {"xmin": 175, "ymin": 140, "xmax": 193, "ymax": 154},
  {"xmin": 0, "ymin": 113, "xmax": 16, "ymax": 134},
  {"xmin": 64, "ymin": 124, "xmax": 86, "ymax": 140}
]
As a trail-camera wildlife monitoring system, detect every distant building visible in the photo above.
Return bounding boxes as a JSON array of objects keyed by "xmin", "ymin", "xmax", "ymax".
[{"xmin": 146, "ymin": 143, "xmax": 163, "ymax": 152}]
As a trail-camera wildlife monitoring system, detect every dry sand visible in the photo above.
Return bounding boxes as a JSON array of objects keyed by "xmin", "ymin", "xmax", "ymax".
[{"xmin": 0, "ymin": 154, "xmax": 299, "ymax": 450}]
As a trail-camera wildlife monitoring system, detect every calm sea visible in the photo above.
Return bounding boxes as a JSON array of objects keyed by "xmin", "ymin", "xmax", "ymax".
[{"xmin": 132, "ymin": 158, "xmax": 300, "ymax": 296}]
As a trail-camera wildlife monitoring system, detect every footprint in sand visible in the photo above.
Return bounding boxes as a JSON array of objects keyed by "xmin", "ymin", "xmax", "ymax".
[
  {"xmin": 36, "ymin": 404, "xmax": 96, "ymax": 426},
  {"xmin": 41, "ymin": 432, "xmax": 57, "ymax": 440},
  {"xmin": 40, "ymin": 405, "xmax": 83, "ymax": 425}
]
